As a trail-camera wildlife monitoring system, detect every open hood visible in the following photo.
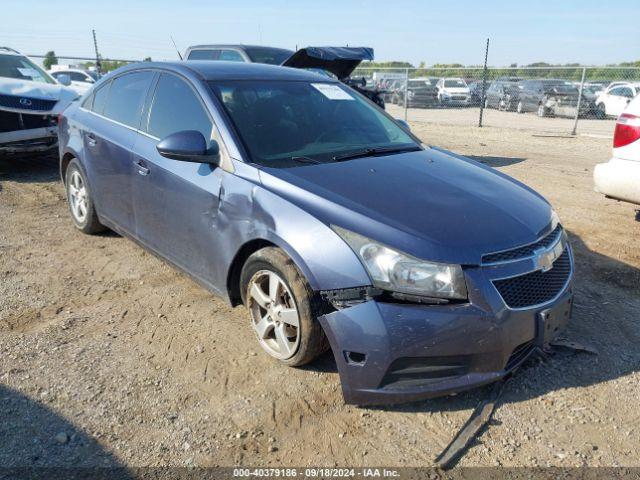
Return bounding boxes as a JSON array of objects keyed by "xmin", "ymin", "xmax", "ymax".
[{"xmin": 281, "ymin": 47, "xmax": 374, "ymax": 80}]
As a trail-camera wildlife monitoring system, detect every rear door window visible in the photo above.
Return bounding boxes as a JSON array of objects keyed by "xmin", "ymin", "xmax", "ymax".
[
  {"xmin": 188, "ymin": 49, "xmax": 221, "ymax": 60},
  {"xmin": 146, "ymin": 73, "xmax": 213, "ymax": 141},
  {"xmin": 219, "ymin": 49, "xmax": 244, "ymax": 62},
  {"xmin": 103, "ymin": 71, "xmax": 154, "ymax": 128}
]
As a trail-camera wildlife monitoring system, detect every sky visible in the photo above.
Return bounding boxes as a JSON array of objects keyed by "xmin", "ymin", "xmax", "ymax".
[{"xmin": 4, "ymin": 0, "xmax": 640, "ymax": 67}]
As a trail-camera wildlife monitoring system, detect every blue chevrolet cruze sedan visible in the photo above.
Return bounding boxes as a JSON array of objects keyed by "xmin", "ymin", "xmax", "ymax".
[{"xmin": 58, "ymin": 61, "xmax": 574, "ymax": 405}]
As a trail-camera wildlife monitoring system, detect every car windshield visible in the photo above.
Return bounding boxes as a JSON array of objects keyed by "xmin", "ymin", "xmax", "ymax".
[
  {"xmin": 244, "ymin": 47, "xmax": 294, "ymax": 65},
  {"xmin": 0, "ymin": 54, "xmax": 56, "ymax": 84},
  {"xmin": 210, "ymin": 80, "xmax": 417, "ymax": 167},
  {"xmin": 86, "ymin": 70, "xmax": 99, "ymax": 81},
  {"xmin": 444, "ymin": 79, "xmax": 466, "ymax": 88}
]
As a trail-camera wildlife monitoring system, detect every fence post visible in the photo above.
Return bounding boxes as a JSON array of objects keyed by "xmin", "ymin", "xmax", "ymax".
[
  {"xmin": 478, "ymin": 38, "xmax": 489, "ymax": 127},
  {"xmin": 404, "ymin": 68, "xmax": 409, "ymax": 122},
  {"xmin": 571, "ymin": 67, "xmax": 587, "ymax": 136}
]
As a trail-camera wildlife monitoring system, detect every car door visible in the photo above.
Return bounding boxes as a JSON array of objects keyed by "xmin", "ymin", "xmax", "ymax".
[
  {"xmin": 81, "ymin": 70, "xmax": 155, "ymax": 233},
  {"xmin": 131, "ymin": 71, "xmax": 226, "ymax": 286}
]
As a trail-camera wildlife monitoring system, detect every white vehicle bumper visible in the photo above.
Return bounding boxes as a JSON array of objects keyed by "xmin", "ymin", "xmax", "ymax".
[
  {"xmin": 594, "ymin": 157, "xmax": 640, "ymax": 206},
  {"xmin": 0, "ymin": 126, "xmax": 58, "ymax": 154}
]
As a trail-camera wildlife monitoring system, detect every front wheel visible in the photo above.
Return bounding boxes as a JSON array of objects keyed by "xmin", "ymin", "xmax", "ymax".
[
  {"xmin": 241, "ymin": 247, "xmax": 327, "ymax": 366},
  {"xmin": 65, "ymin": 159, "xmax": 105, "ymax": 234},
  {"xmin": 537, "ymin": 103, "xmax": 548, "ymax": 117}
]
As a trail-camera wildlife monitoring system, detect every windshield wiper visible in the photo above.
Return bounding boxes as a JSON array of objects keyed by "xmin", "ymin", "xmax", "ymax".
[
  {"xmin": 290, "ymin": 156, "xmax": 322, "ymax": 165},
  {"xmin": 332, "ymin": 145, "xmax": 420, "ymax": 162}
]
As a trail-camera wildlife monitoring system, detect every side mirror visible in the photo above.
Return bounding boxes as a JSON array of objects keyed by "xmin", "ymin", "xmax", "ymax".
[
  {"xmin": 396, "ymin": 119, "xmax": 410, "ymax": 131},
  {"xmin": 57, "ymin": 74, "xmax": 71, "ymax": 86},
  {"xmin": 156, "ymin": 130, "xmax": 220, "ymax": 164}
]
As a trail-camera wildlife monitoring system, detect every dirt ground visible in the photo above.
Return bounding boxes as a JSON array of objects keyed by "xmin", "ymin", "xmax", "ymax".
[{"xmin": 1, "ymin": 123, "xmax": 640, "ymax": 470}]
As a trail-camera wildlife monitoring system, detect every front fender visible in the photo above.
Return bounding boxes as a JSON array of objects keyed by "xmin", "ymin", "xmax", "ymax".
[{"xmin": 217, "ymin": 167, "xmax": 371, "ymax": 298}]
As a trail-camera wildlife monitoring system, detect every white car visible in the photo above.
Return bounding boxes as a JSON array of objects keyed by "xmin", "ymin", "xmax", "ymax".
[
  {"xmin": 594, "ymin": 95, "xmax": 640, "ymax": 206},
  {"xmin": 0, "ymin": 47, "xmax": 78, "ymax": 155},
  {"xmin": 49, "ymin": 68, "xmax": 98, "ymax": 95},
  {"xmin": 436, "ymin": 78, "xmax": 471, "ymax": 106},
  {"xmin": 595, "ymin": 82, "xmax": 639, "ymax": 118}
]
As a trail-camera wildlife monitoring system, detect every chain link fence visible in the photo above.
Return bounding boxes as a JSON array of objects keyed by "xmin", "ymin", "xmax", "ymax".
[
  {"xmin": 353, "ymin": 66, "xmax": 640, "ymax": 136},
  {"xmin": 26, "ymin": 53, "xmax": 640, "ymax": 137}
]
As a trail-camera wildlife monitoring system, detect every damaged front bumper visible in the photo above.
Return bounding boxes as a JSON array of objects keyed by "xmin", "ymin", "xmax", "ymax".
[
  {"xmin": 318, "ymin": 244, "xmax": 574, "ymax": 405},
  {"xmin": 0, "ymin": 111, "xmax": 58, "ymax": 155}
]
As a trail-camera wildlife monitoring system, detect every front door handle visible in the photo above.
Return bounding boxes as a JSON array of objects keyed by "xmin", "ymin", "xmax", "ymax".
[{"xmin": 134, "ymin": 159, "xmax": 150, "ymax": 176}]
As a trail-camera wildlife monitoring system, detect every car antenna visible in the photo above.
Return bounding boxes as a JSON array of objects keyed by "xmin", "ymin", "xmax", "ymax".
[{"xmin": 170, "ymin": 35, "xmax": 183, "ymax": 60}]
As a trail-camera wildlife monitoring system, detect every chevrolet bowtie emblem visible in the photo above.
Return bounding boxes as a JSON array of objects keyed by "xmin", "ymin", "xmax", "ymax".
[{"xmin": 534, "ymin": 239, "xmax": 564, "ymax": 273}]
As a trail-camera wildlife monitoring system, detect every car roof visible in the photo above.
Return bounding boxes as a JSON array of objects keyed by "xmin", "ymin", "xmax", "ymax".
[
  {"xmin": 187, "ymin": 44, "xmax": 293, "ymax": 52},
  {"xmin": 0, "ymin": 47, "xmax": 23, "ymax": 56},
  {"xmin": 111, "ymin": 60, "xmax": 337, "ymax": 83}
]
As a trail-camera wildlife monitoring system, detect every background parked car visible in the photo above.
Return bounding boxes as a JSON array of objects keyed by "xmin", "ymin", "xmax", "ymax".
[
  {"xmin": 436, "ymin": 78, "xmax": 471, "ymax": 106},
  {"xmin": 467, "ymin": 81, "xmax": 485, "ymax": 106},
  {"xmin": 595, "ymin": 82, "xmax": 640, "ymax": 118},
  {"xmin": 49, "ymin": 68, "xmax": 99, "ymax": 95},
  {"xmin": 184, "ymin": 44, "xmax": 294, "ymax": 64},
  {"xmin": 0, "ymin": 47, "xmax": 77, "ymax": 156},
  {"xmin": 594, "ymin": 94, "xmax": 640, "ymax": 205},
  {"xmin": 485, "ymin": 79, "xmax": 523, "ymax": 111},
  {"xmin": 516, "ymin": 79, "xmax": 595, "ymax": 117},
  {"xmin": 393, "ymin": 78, "xmax": 438, "ymax": 107}
]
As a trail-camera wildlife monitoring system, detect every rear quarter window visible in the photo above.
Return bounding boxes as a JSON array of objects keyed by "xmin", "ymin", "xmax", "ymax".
[{"xmin": 103, "ymin": 71, "xmax": 154, "ymax": 128}]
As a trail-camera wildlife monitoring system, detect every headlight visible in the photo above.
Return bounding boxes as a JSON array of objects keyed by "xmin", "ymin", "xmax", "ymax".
[
  {"xmin": 333, "ymin": 227, "xmax": 467, "ymax": 300},
  {"xmin": 550, "ymin": 209, "xmax": 560, "ymax": 229}
]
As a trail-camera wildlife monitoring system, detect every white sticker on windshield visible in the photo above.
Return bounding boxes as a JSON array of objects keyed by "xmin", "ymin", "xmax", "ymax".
[
  {"xmin": 17, "ymin": 68, "xmax": 39, "ymax": 78},
  {"xmin": 311, "ymin": 83, "xmax": 355, "ymax": 100}
]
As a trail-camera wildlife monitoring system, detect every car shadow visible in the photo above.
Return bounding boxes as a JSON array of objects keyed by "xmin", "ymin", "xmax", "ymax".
[
  {"xmin": 324, "ymin": 230, "xmax": 640, "ymax": 414},
  {"xmin": 0, "ymin": 384, "xmax": 132, "ymax": 477},
  {"xmin": 466, "ymin": 155, "xmax": 526, "ymax": 168},
  {"xmin": 0, "ymin": 153, "xmax": 60, "ymax": 184}
]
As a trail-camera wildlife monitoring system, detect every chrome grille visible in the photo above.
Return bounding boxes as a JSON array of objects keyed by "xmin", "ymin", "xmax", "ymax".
[
  {"xmin": 0, "ymin": 94, "xmax": 57, "ymax": 112},
  {"xmin": 493, "ymin": 250, "xmax": 571, "ymax": 309},
  {"xmin": 482, "ymin": 225, "xmax": 563, "ymax": 264}
]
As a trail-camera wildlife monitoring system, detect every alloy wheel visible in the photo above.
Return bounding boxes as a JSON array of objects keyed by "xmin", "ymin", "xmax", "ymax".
[
  {"xmin": 247, "ymin": 270, "xmax": 300, "ymax": 360},
  {"xmin": 68, "ymin": 170, "xmax": 88, "ymax": 223}
]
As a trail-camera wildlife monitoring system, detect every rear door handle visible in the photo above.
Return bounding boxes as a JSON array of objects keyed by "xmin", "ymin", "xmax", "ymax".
[
  {"xmin": 86, "ymin": 133, "xmax": 97, "ymax": 147},
  {"xmin": 134, "ymin": 159, "xmax": 150, "ymax": 176}
]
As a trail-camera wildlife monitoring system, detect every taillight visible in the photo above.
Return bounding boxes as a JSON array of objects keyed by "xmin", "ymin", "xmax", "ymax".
[{"xmin": 613, "ymin": 113, "xmax": 640, "ymax": 148}]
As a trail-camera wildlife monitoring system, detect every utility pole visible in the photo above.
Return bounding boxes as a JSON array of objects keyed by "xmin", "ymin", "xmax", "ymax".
[
  {"xmin": 478, "ymin": 38, "xmax": 490, "ymax": 127},
  {"xmin": 92, "ymin": 29, "xmax": 102, "ymax": 74}
]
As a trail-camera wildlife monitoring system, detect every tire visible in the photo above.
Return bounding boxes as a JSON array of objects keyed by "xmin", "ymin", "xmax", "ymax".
[
  {"xmin": 484, "ymin": 98, "xmax": 489, "ymax": 109},
  {"xmin": 241, "ymin": 247, "xmax": 328, "ymax": 367},
  {"xmin": 517, "ymin": 101, "xmax": 524, "ymax": 114},
  {"xmin": 64, "ymin": 159, "xmax": 105, "ymax": 234},
  {"xmin": 537, "ymin": 103, "xmax": 548, "ymax": 117},
  {"xmin": 595, "ymin": 103, "xmax": 606, "ymax": 119}
]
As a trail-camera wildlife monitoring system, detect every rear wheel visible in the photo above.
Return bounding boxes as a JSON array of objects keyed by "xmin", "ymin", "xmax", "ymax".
[
  {"xmin": 65, "ymin": 159, "xmax": 105, "ymax": 234},
  {"xmin": 241, "ymin": 247, "xmax": 327, "ymax": 366}
]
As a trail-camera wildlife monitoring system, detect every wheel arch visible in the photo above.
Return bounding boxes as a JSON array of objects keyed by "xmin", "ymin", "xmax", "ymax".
[{"xmin": 226, "ymin": 234, "xmax": 320, "ymax": 307}]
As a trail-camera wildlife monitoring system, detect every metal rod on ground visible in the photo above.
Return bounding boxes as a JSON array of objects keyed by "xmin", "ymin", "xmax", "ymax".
[
  {"xmin": 478, "ymin": 38, "xmax": 490, "ymax": 127},
  {"xmin": 404, "ymin": 67, "xmax": 409, "ymax": 122},
  {"xmin": 571, "ymin": 67, "xmax": 587, "ymax": 136},
  {"xmin": 92, "ymin": 29, "xmax": 102, "ymax": 75}
]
